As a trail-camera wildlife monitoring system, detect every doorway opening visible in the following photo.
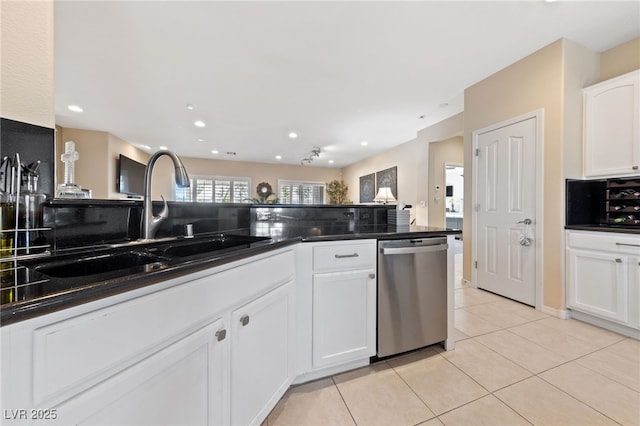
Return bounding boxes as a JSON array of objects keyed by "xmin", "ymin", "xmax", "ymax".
[{"xmin": 445, "ymin": 163, "xmax": 463, "ymax": 286}]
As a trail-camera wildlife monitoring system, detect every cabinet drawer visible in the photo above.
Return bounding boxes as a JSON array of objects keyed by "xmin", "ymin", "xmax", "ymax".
[
  {"xmin": 313, "ymin": 241, "xmax": 376, "ymax": 272},
  {"xmin": 567, "ymin": 231, "xmax": 640, "ymax": 255}
]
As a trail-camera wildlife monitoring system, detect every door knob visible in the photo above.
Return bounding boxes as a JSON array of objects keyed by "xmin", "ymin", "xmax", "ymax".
[{"xmin": 517, "ymin": 218, "xmax": 532, "ymax": 225}]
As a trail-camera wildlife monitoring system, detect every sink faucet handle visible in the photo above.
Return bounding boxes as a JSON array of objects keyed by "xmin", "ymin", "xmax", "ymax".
[{"xmin": 148, "ymin": 195, "xmax": 169, "ymax": 239}]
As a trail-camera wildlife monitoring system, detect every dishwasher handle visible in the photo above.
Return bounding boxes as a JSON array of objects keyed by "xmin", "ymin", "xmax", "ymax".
[{"xmin": 381, "ymin": 243, "xmax": 448, "ymax": 255}]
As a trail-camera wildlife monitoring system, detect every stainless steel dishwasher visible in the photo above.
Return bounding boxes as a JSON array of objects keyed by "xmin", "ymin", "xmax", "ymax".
[{"xmin": 377, "ymin": 237, "xmax": 448, "ymax": 357}]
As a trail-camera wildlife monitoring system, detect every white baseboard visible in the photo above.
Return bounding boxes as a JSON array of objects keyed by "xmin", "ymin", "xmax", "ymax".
[
  {"xmin": 539, "ymin": 304, "xmax": 571, "ymax": 319},
  {"xmin": 462, "ymin": 279, "xmax": 474, "ymax": 288},
  {"xmin": 570, "ymin": 310, "xmax": 640, "ymax": 339},
  {"xmin": 292, "ymin": 358, "xmax": 370, "ymax": 385}
]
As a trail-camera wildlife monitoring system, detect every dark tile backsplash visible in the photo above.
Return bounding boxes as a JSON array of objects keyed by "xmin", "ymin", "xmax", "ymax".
[
  {"xmin": 42, "ymin": 200, "xmax": 393, "ymax": 252},
  {"xmin": 1, "ymin": 118, "xmax": 55, "ymax": 196}
]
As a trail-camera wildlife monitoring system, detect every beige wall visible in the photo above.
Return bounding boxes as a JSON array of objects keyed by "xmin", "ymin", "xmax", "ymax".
[
  {"xmin": 57, "ymin": 127, "xmax": 111, "ymax": 198},
  {"xmin": 56, "ymin": 125, "xmax": 341, "ymax": 201},
  {"xmin": 600, "ymin": 37, "xmax": 640, "ymax": 81},
  {"xmin": 151, "ymin": 156, "xmax": 342, "ymax": 201},
  {"xmin": 342, "ymin": 138, "xmax": 421, "ymax": 222},
  {"xmin": 463, "ymin": 38, "xmax": 623, "ymax": 312},
  {"xmin": 427, "ymin": 136, "xmax": 463, "ymax": 228},
  {"xmin": 342, "ymin": 112, "xmax": 464, "ymax": 226},
  {"xmin": 1, "ymin": 0, "xmax": 54, "ymax": 128}
]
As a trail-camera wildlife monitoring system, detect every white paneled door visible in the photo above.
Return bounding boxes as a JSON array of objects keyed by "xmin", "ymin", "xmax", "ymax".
[{"xmin": 475, "ymin": 117, "xmax": 537, "ymax": 306}]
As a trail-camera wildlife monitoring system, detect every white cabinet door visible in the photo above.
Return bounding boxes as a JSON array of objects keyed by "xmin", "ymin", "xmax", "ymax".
[
  {"xmin": 230, "ymin": 281, "xmax": 294, "ymax": 426},
  {"xmin": 50, "ymin": 319, "xmax": 227, "ymax": 426},
  {"xmin": 583, "ymin": 70, "xmax": 640, "ymax": 178},
  {"xmin": 312, "ymin": 269, "xmax": 376, "ymax": 368},
  {"xmin": 567, "ymin": 248, "xmax": 629, "ymax": 324}
]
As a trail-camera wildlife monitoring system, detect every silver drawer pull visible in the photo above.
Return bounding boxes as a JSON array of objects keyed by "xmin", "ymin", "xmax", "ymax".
[
  {"xmin": 616, "ymin": 243, "xmax": 640, "ymax": 248},
  {"xmin": 615, "ymin": 258, "xmax": 623, "ymax": 263},
  {"xmin": 335, "ymin": 253, "xmax": 359, "ymax": 259},
  {"xmin": 215, "ymin": 329, "xmax": 227, "ymax": 341},
  {"xmin": 240, "ymin": 315, "xmax": 250, "ymax": 326},
  {"xmin": 633, "ymin": 165, "xmax": 639, "ymax": 170}
]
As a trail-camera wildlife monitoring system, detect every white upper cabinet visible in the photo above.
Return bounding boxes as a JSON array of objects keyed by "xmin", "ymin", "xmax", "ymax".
[{"xmin": 583, "ymin": 70, "xmax": 640, "ymax": 178}]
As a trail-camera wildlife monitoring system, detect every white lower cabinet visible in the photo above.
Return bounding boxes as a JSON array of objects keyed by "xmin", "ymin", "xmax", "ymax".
[
  {"xmin": 312, "ymin": 269, "xmax": 375, "ymax": 368},
  {"xmin": 230, "ymin": 281, "xmax": 294, "ymax": 426},
  {"xmin": 1, "ymin": 248, "xmax": 295, "ymax": 426},
  {"xmin": 294, "ymin": 240, "xmax": 376, "ymax": 382},
  {"xmin": 566, "ymin": 230, "xmax": 640, "ymax": 335},
  {"xmin": 52, "ymin": 318, "xmax": 227, "ymax": 426}
]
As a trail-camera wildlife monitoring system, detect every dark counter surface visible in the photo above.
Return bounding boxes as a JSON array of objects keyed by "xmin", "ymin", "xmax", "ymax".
[
  {"xmin": 565, "ymin": 225, "xmax": 640, "ymax": 235},
  {"xmin": 1, "ymin": 225, "xmax": 460, "ymax": 326}
]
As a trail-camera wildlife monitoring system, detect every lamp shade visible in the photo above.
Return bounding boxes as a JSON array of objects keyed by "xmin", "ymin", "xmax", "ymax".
[{"xmin": 374, "ymin": 187, "xmax": 396, "ymax": 204}]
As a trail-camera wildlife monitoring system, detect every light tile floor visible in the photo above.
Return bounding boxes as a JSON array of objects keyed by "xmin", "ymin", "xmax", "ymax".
[{"xmin": 266, "ymin": 247, "xmax": 640, "ymax": 426}]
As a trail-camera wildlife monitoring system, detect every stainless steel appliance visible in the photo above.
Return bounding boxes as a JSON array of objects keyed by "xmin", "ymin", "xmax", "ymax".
[{"xmin": 377, "ymin": 237, "xmax": 448, "ymax": 357}]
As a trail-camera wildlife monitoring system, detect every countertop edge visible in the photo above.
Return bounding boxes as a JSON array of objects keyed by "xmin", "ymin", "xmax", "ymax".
[{"xmin": 565, "ymin": 225, "xmax": 640, "ymax": 235}]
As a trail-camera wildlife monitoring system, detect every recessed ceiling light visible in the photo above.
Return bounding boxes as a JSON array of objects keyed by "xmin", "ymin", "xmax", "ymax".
[
  {"xmin": 275, "ymin": 155, "xmax": 282, "ymax": 160},
  {"xmin": 159, "ymin": 146, "xmax": 168, "ymax": 150},
  {"xmin": 328, "ymin": 160, "xmax": 335, "ymax": 164},
  {"xmin": 211, "ymin": 150, "xmax": 219, "ymax": 154},
  {"xmin": 360, "ymin": 141, "xmax": 369, "ymax": 146},
  {"xmin": 67, "ymin": 105, "xmax": 83, "ymax": 113},
  {"xmin": 186, "ymin": 103, "xmax": 195, "ymax": 110},
  {"xmin": 288, "ymin": 132, "xmax": 298, "ymax": 139},
  {"xmin": 194, "ymin": 120, "xmax": 206, "ymax": 128},
  {"xmin": 197, "ymin": 138, "xmax": 204, "ymax": 142}
]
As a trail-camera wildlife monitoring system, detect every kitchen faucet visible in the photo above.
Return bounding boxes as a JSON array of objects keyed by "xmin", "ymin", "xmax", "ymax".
[{"xmin": 141, "ymin": 150, "xmax": 190, "ymax": 240}]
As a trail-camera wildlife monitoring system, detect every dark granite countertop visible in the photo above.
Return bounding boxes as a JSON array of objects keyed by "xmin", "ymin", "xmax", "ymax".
[
  {"xmin": 565, "ymin": 225, "xmax": 640, "ymax": 235},
  {"xmin": 1, "ymin": 225, "xmax": 460, "ymax": 326}
]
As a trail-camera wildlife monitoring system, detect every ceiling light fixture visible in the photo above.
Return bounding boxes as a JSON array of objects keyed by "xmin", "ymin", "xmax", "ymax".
[
  {"xmin": 67, "ymin": 105, "xmax": 83, "ymax": 113},
  {"xmin": 288, "ymin": 132, "xmax": 298, "ymax": 139},
  {"xmin": 300, "ymin": 147, "xmax": 321, "ymax": 165},
  {"xmin": 328, "ymin": 160, "xmax": 334, "ymax": 164},
  {"xmin": 211, "ymin": 150, "xmax": 219, "ymax": 154},
  {"xmin": 275, "ymin": 155, "xmax": 282, "ymax": 160},
  {"xmin": 361, "ymin": 141, "xmax": 369, "ymax": 146},
  {"xmin": 186, "ymin": 103, "xmax": 195, "ymax": 110},
  {"xmin": 197, "ymin": 138, "xmax": 204, "ymax": 142},
  {"xmin": 194, "ymin": 120, "xmax": 206, "ymax": 128}
]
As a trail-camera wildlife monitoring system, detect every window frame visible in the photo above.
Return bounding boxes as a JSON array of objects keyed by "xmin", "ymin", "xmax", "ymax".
[
  {"xmin": 174, "ymin": 174, "xmax": 251, "ymax": 203},
  {"xmin": 277, "ymin": 179, "xmax": 326, "ymax": 205}
]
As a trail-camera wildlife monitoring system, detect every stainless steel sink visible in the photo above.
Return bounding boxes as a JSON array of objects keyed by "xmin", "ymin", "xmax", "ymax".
[
  {"xmin": 35, "ymin": 251, "xmax": 166, "ymax": 279},
  {"xmin": 161, "ymin": 235, "xmax": 271, "ymax": 258}
]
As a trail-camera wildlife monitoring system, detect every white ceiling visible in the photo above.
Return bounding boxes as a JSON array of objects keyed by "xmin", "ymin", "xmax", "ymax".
[{"xmin": 54, "ymin": 1, "xmax": 640, "ymax": 168}]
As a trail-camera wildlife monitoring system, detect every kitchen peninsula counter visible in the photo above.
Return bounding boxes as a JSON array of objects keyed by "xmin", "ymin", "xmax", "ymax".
[{"xmin": 1, "ymin": 224, "xmax": 460, "ymax": 326}]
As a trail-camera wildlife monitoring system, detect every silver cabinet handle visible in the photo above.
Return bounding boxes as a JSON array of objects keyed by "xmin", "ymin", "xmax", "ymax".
[
  {"xmin": 616, "ymin": 242, "xmax": 640, "ymax": 248},
  {"xmin": 368, "ymin": 273, "xmax": 376, "ymax": 279},
  {"xmin": 215, "ymin": 329, "xmax": 227, "ymax": 341},
  {"xmin": 240, "ymin": 315, "xmax": 250, "ymax": 326},
  {"xmin": 632, "ymin": 165, "xmax": 639, "ymax": 170},
  {"xmin": 335, "ymin": 253, "xmax": 359, "ymax": 259},
  {"xmin": 381, "ymin": 244, "xmax": 448, "ymax": 255},
  {"xmin": 615, "ymin": 258, "xmax": 623, "ymax": 263}
]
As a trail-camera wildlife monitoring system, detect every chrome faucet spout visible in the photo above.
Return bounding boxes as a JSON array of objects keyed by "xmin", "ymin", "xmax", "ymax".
[{"xmin": 141, "ymin": 150, "xmax": 190, "ymax": 240}]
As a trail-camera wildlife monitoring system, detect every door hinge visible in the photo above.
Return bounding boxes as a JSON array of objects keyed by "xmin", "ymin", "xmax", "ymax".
[
  {"xmin": 474, "ymin": 204, "xmax": 480, "ymax": 212},
  {"xmin": 475, "ymin": 148, "xmax": 480, "ymax": 156},
  {"xmin": 474, "ymin": 261, "xmax": 478, "ymax": 269}
]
